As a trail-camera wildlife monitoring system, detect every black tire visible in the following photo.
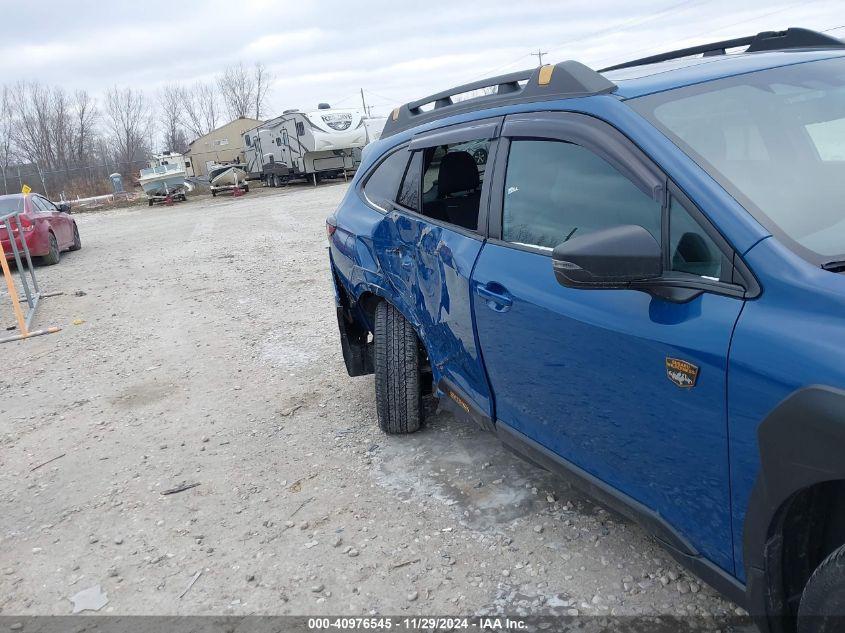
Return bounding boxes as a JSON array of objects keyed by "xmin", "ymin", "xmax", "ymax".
[
  {"xmin": 798, "ymin": 544, "xmax": 845, "ymax": 632},
  {"xmin": 68, "ymin": 224, "xmax": 82, "ymax": 251},
  {"xmin": 374, "ymin": 301, "xmax": 422, "ymax": 434},
  {"xmin": 211, "ymin": 190, "xmax": 217, "ymax": 197},
  {"xmin": 148, "ymin": 198, "xmax": 154, "ymax": 206},
  {"xmin": 243, "ymin": 185, "xmax": 249, "ymax": 193},
  {"xmin": 42, "ymin": 232, "xmax": 60, "ymax": 265}
]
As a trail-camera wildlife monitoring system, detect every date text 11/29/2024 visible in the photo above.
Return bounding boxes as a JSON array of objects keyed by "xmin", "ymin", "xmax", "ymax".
[{"xmin": 307, "ymin": 617, "xmax": 528, "ymax": 630}]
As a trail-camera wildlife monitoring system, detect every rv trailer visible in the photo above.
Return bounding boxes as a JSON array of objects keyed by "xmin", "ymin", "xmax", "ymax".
[{"xmin": 242, "ymin": 104, "xmax": 367, "ymax": 186}]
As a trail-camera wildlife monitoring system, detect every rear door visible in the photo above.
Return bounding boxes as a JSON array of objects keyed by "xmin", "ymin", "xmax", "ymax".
[
  {"xmin": 373, "ymin": 119, "xmax": 501, "ymax": 418},
  {"xmin": 473, "ymin": 112, "xmax": 746, "ymax": 573}
]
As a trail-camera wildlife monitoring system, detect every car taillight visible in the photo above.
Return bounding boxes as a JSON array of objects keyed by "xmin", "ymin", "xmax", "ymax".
[
  {"xmin": 0, "ymin": 217, "xmax": 32, "ymax": 235},
  {"xmin": 326, "ymin": 218, "xmax": 337, "ymax": 238}
]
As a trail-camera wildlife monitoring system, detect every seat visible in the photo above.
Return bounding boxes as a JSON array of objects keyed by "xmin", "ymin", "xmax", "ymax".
[{"xmin": 425, "ymin": 151, "xmax": 482, "ymax": 230}]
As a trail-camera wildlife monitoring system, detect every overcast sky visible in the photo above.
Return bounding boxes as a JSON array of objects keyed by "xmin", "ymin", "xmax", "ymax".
[{"xmin": 1, "ymin": 0, "xmax": 842, "ymax": 124}]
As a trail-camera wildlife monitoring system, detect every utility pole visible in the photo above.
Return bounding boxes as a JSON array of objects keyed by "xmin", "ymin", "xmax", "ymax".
[
  {"xmin": 531, "ymin": 49, "xmax": 548, "ymax": 66},
  {"xmin": 360, "ymin": 89, "xmax": 370, "ymax": 118}
]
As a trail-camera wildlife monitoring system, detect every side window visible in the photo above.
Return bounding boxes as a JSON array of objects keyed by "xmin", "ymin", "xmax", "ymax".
[
  {"xmin": 282, "ymin": 131, "xmax": 289, "ymax": 146},
  {"xmin": 245, "ymin": 135, "xmax": 252, "ymax": 147},
  {"xmin": 296, "ymin": 122, "xmax": 305, "ymax": 136},
  {"xmin": 275, "ymin": 137, "xmax": 281, "ymax": 147},
  {"xmin": 362, "ymin": 149, "xmax": 410, "ymax": 210},
  {"xmin": 668, "ymin": 197, "xmax": 722, "ymax": 279},
  {"xmin": 502, "ymin": 140, "xmax": 661, "ymax": 249},
  {"xmin": 420, "ymin": 138, "xmax": 490, "ymax": 231},
  {"xmin": 32, "ymin": 197, "xmax": 51, "ymax": 213},
  {"xmin": 397, "ymin": 152, "xmax": 422, "ymax": 211}
]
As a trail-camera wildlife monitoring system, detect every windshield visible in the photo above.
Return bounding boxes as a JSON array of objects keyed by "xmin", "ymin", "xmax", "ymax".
[{"xmin": 631, "ymin": 56, "xmax": 845, "ymax": 262}]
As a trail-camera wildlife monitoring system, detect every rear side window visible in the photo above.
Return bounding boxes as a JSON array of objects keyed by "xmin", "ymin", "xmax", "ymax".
[
  {"xmin": 362, "ymin": 149, "xmax": 410, "ymax": 210},
  {"xmin": 502, "ymin": 140, "xmax": 661, "ymax": 249},
  {"xmin": 419, "ymin": 139, "xmax": 490, "ymax": 231}
]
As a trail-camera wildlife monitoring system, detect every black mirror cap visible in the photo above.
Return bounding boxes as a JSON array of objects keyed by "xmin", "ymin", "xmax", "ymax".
[
  {"xmin": 58, "ymin": 202, "xmax": 72, "ymax": 213},
  {"xmin": 552, "ymin": 224, "xmax": 662, "ymax": 288}
]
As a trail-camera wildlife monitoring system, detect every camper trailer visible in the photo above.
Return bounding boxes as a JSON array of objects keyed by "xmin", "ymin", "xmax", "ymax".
[{"xmin": 243, "ymin": 104, "xmax": 367, "ymax": 186}]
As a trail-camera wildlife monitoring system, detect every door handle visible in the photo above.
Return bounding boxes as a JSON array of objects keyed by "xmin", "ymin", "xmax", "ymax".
[{"xmin": 475, "ymin": 283, "xmax": 513, "ymax": 311}]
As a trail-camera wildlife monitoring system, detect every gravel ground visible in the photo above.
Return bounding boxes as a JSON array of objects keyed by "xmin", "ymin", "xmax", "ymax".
[{"xmin": 0, "ymin": 184, "xmax": 745, "ymax": 619}]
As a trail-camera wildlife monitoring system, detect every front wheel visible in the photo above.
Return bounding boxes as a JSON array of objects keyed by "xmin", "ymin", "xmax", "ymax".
[
  {"xmin": 68, "ymin": 225, "xmax": 82, "ymax": 251},
  {"xmin": 42, "ymin": 232, "xmax": 60, "ymax": 265},
  {"xmin": 798, "ymin": 544, "xmax": 845, "ymax": 632},
  {"xmin": 374, "ymin": 301, "xmax": 422, "ymax": 434}
]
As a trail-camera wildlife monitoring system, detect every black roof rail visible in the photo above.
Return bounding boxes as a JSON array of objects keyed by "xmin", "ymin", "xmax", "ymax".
[
  {"xmin": 380, "ymin": 61, "xmax": 616, "ymax": 138},
  {"xmin": 599, "ymin": 27, "xmax": 845, "ymax": 73}
]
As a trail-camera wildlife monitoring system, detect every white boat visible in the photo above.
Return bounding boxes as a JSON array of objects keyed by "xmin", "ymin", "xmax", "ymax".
[
  {"xmin": 139, "ymin": 162, "xmax": 188, "ymax": 197},
  {"xmin": 209, "ymin": 164, "xmax": 247, "ymax": 187}
]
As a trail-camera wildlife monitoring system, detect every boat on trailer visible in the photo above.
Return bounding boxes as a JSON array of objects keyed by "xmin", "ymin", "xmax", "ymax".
[
  {"xmin": 139, "ymin": 159, "xmax": 189, "ymax": 205},
  {"xmin": 208, "ymin": 164, "xmax": 249, "ymax": 197}
]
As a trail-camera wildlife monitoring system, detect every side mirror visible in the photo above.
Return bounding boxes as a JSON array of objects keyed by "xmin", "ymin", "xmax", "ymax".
[
  {"xmin": 552, "ymin": 224, "xmax": 662, "ymax": 288},
  {"xmin": 58, "ymin": 202, "xmax": 72, "ymax": 214}
]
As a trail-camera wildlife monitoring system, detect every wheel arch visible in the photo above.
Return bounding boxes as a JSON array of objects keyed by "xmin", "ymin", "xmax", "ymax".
[
  {"xmin": 352, "ymin": 285, "xmax": 432, "ymax": 362},
  {"xmin": 332, "ymin": 270, "xmax": 435, "ymax": 381},
  {"xmin": 744, "ymin": 386, "xmax": 845, "ymax": 630}
]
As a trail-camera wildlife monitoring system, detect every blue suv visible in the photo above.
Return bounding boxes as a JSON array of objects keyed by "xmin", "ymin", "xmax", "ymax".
[{"xmin": 327, "ymin": 28, "xmax": 845, "ymax": 632}]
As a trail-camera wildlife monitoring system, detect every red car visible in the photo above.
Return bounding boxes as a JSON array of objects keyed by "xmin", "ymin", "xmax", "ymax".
[{"xmin": 0, "ymin": 193, "xmax": 81, "ymax": 265}]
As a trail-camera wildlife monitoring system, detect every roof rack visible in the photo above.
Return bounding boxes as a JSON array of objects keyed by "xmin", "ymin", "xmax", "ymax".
[
  {"xmin": 599, "ymin": 27, "xmax": 845, "ymax": 73},
  {"xmin": 380, "ymin": 61, "xmax": 616, "ymax": 138}
]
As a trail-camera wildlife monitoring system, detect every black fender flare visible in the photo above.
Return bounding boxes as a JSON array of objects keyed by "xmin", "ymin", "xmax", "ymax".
[
  {"xmin": 336, "ymin": 276, "xmax": 434, "ymax": 379},
  {"xmin": 744, "ymin": 385, "xmax": 845, "ymax": 626}
]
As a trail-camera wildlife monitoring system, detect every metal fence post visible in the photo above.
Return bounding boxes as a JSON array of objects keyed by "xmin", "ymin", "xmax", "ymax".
[{"xmin": 0, "ymin": 207, "xmax": 61, "ymax": 343}]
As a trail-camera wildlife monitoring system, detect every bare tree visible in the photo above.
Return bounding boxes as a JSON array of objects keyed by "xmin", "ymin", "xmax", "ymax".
[
  {"xmin": 158, "ymin": 84, "xmax": 188, "ymax": 152},
  {"xmin": 0, "ymin": 86, "xmax": 14, "ymax": 194},
  {"xmin": 217, "ymin": 63, "xmax": 255, "ymax": 120},
  {"xmin": 12, "ymin": 82, "xmax": 55, "ymax": 171},
  {"xmin": 104, "ymin": 85, "xmax": 153, "ymax": 176},
  {"xmin": 253, "ymin": 62, "xmax": 273, "ymax": 120},
  {"xmin": 72, "ymin": 90, "xmax": 98, "ymax": 164},
  {"xmin": 182, "ymin": 81, "xmax": 220, "ymax": 139}
]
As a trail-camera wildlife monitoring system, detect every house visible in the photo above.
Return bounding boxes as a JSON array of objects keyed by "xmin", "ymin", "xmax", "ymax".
[{"xmin": 186, "ymin": 117, "xmax": 263, "ymax": 177}]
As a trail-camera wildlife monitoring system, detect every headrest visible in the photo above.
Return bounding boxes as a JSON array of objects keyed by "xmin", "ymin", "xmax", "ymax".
[{"xmin": 438, "ymin": 151, "xmax": 480, "ymax": 196}]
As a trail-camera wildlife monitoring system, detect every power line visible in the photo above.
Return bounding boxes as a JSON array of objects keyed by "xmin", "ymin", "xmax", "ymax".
[
  {"xmin": 545, "ymin": 0, "xmax": 708, "ymax": 56},
  {"xmin": 460, "ymin": 53, "xmax": 533, "ymax": 85},
  {"xmin": 365, "ymin": 89, "xmax": 403, "ymax": 104},
  {"xmin": 592, "ymin": 0, "xmax": 823, "ymax": 68},
  {"xmin": 460, "ymin": 0, "xmax": 705, "ymax": 85}
]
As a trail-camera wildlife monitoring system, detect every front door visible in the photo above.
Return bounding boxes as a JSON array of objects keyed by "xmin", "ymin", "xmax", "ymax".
[
  {"xmin": 34, "ymin": 196, "xmax": 72, "ymax": 247},
  {"xmin": 472, "ymin": 112, "xmax": 745, "ymax": 573}
]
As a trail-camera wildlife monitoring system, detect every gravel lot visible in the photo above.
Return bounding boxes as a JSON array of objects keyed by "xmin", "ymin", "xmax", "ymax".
[{"xmin": 1, "ymin": 184, "xmax": 745, "ymax": 619}]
